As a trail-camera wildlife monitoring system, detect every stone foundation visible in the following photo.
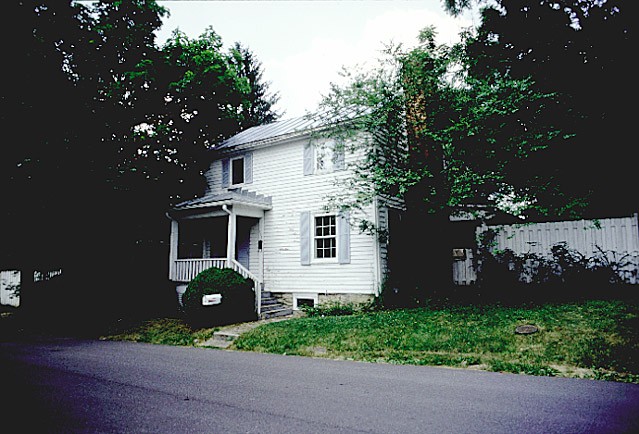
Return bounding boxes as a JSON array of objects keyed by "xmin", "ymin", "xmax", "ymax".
[
  {"xmin": 318, "ymin": 293, "xmax": 374, "ymax": 306},
  {"xmin": 272, "ymin": 293, "xmax": 293, "ymax": 308},
  {"xmin": 272, "ymin": 292, "xmax": 374, "ymax": 310}
]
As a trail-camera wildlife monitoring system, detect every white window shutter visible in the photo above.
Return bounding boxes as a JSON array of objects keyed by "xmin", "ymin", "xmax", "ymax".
[
  {"xmin": 303, "ymin": 143, "xmax": 314, "ymax": 175},
  {"xmin": 244, "ymin": 152, "xmax": 253, "ymax": 184},
  {"xmin": 221, "ymin": 158, "xmax": 230, "ymax": 188},
  {"xmin": 338, "ymin": 211, "xmax": 351, "ymax": 264},
  {"xmin": 300, "ymin": 211, "xmax": 311, "ymax": 265}
]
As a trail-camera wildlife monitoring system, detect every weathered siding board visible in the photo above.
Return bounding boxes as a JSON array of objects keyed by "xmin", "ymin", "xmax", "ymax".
[{"xmin": 452, "ymin": 250, "xmax": 477, "ymax": 285}]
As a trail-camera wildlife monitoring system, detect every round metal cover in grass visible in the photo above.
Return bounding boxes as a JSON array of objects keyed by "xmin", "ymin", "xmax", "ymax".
[{"xmin": 515, "ymin": 325, "xmax": 539, "ymax": 335}]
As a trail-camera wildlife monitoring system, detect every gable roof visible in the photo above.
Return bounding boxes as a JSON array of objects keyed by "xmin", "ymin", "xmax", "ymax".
[{"xmin": 216, "ymin": 115, "xmax": 322, "ymax": 150}]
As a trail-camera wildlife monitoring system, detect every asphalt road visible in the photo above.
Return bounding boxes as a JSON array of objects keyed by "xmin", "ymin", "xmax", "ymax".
[{"xmin": 1, "ymin": 337, "xmax": 638, "ymax": 433}]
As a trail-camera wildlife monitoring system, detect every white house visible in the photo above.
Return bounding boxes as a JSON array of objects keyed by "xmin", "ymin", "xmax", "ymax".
[{"xmin": 167, "ymin": 116, "xmax": 390, "ymax": 317}]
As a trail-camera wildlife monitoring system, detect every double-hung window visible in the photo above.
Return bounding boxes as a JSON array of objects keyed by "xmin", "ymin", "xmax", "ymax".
[
  {"xmin": 314, "ymin": 214, "xmax": 337, "ymax": 259},
  {"xmin": 300, "ymin": 211, "xmax": 350, "ymax": 265}
]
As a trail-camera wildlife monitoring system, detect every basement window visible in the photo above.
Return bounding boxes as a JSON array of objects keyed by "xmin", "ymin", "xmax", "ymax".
[{"xmin": 293, "ymin": 293, "xmax": 318, "ymax": 310}]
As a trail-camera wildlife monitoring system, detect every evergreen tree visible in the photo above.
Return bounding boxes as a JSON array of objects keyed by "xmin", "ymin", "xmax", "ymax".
[{"xmin": 230, "ymin": 42, "xmax": 282, "ymax": 128}]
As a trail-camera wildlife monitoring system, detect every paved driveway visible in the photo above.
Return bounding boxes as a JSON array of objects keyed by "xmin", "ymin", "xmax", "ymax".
[{"xmin": 1, "ymin": 337, "xmax": 638, "ymax": 433}]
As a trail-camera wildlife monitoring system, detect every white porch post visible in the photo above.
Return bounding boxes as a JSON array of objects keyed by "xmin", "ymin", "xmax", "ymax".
[
  {"xmin": 257, "ymin": 216, "xmax": 265, "ymax": 317},
  {"xmin": 169, "ymin": 219, "xmax": 179, "ymax": 280},
  {"xmin": 226, "ymin": 207, "xmax": 237, "ymax": 263}
]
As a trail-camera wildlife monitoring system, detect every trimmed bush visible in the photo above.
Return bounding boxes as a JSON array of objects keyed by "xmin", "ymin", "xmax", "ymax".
[{"xmin": 182, "ymin": 268, "xmax": 256, "ymax": 328}]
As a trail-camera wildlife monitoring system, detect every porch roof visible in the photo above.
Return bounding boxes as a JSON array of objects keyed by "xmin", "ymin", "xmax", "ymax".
[{"xmin": 173, "ymin": 189, "xmax": 272, "ymax": 211}]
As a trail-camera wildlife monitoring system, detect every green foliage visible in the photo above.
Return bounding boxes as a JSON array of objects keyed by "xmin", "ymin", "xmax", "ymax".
[
  {"xmin": 463, "ymin": 0, "xmax": 636, "ymax": 216},
  {"xmin": 301, "ymin": 301, "xmax": 373, "ymax": 317},
  {"xmin": 316, "ymin": 22, "xmax": 577, "ymax": 296},
  {"xmin": 229, "ymin": 42, "xmax": 282, "ymax": 128},
  {"xmin": 182, "ymin": 268, "xmax": 256, "ymax": 328},
  {"xmin": 2, "ymin": 1, "xmax": 279, "ymax": 317},
  {"xmin": 318, "ymin": 27, "xmax": 566, "ymax": 224},
  {"xmin": 474, "ymin": 231, "xmax": 638, "ymax": 302},
  {"xmin": 104, "ymin": 318, "xmax": 215, "ymax": 346}
]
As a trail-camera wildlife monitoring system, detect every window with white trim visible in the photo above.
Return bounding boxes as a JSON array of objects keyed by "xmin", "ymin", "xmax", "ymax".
[
  {"xmin": 230, "ymin": 156, "xmax": 244, "ymax": 186},
  {"xmin": 293, "ymin": 293, "xmax": 318, "ymax": 310},
  {"xmin": 314, "ymin": 214, "xmax": 337, "ymax": 259}
]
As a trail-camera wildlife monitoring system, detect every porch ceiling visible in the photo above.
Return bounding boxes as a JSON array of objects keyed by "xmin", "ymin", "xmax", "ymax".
[{"xmin": 173, "ymin": 189, "xmax": 272, "ymax": 212}]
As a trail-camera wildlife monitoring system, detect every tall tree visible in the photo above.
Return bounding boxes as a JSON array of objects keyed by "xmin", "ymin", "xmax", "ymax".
[
  {"xmin": 449, "ymin": 0, "xmax": 636, "ymax": 217},
  {"xmin": 317, "ymin": 28, "xmax": 564, "ymax": 303},
  {"xmin": 230, "ymin": 42, "xmax": 281, "ymax": 129},
  {"xmin": 1, "ymin": 1, "xmax": 278, "ymax": 320},
  {"xmin": 1, "ymin": 0, "xmax": 171, "ymax": 316}
]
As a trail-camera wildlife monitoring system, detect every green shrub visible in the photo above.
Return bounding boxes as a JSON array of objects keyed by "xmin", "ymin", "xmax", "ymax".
[
  {"xmin": 301, "ymin": 301, "xmax": 372, "ymax": 317},
  {"xmin": 182, "ymin": 268, "xmax": 256, "ymax": 328}
]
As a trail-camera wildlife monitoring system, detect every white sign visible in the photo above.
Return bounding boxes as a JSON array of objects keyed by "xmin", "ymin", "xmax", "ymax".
[{"xmin": 202, "ymin": 294, "xmax": 222, "ymax": 306}]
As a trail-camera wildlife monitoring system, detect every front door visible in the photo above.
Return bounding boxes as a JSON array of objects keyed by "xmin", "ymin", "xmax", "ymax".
[{"xmin": 236, "ymin": 217, "xmax": 254, "ymax": 270}]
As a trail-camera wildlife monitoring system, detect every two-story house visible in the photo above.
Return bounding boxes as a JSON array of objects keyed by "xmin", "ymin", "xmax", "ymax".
[{"xmin": 166, "ymin": 116, "xmax": 391, "ymax": 317}]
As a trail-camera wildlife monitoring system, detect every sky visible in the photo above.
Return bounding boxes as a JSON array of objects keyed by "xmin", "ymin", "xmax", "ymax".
[{"xmin": 155, "ymin": 1, "xmax": 477, "ymax": 120}]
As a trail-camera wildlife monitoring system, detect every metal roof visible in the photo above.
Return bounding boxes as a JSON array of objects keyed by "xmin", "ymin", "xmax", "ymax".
[
  {"xmin": 217, "ymin": 115, "xmax": 322, "ymax": 150},
  {"xmin": 216, "ymin": 106, "xmax": 370, "ymax": 150}
]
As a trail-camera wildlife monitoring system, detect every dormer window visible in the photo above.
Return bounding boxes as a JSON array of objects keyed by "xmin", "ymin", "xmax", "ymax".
[{"xmin": 231, "ymin": 156, "xmax": 244, "ymax": 186}]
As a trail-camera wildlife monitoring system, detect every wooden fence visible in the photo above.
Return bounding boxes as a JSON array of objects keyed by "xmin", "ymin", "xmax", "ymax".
[{"xmin": 453, "ymin": 214, "xmax": 639, "ymax": 285}]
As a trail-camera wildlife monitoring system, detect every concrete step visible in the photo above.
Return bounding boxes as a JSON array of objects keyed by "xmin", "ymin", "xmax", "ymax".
[
  {"xmin": 205, "ymin": 332, "xmax": 240, "ymax": 349},
  {"xmin": 259, "ymin": 307, "xmax": 293, "ymax": 320},
  {"xmin": 260, "ymin": 303, "xmax": 285, "ymax": 313}
]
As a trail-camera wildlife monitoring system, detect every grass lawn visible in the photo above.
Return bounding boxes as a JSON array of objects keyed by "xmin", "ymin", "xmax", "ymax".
[
  {"xmin": 233, "ymin": 299, "xmax": 639, "ymax": 383},
  {"xmin": 101, "ymin": 318, "xmax": 216, "ymax": 346}
]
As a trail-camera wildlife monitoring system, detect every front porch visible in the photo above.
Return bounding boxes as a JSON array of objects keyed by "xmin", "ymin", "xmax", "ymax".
[{"xmin": 167, "ymin": 189, "xmax": 272, "ymax": 316}]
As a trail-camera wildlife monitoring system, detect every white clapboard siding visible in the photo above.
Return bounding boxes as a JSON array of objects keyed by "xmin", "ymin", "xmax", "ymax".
[{"xmin": 204, "ymin": 136, "xmax": 380, "ymax": 296}]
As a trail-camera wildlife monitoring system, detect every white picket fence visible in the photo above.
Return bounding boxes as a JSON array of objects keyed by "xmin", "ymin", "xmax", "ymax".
[{"xmin": 453, "ymin": 214, "xmax": 639, "ymax": 285}]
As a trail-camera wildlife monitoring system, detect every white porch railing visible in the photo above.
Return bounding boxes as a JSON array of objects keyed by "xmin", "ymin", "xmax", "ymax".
[
  {"xmin": 173, "ymin": 258, "xmax": 228, "ymax": 282},
  {"xmin": 172, "ymin": 258, "xmax": 262, "ymax": 315}
]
